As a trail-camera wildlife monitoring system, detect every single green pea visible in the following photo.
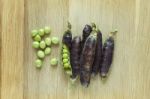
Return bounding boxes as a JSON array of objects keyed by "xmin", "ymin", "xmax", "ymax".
[
  {"xmin": 50, "ymin": 58, "xmax": 58, "ymax": 66},
  {"xmin": 51, "ymin": 37, "xmax": 59, "ymax": 45},
  {"xmin": 32, "ymin": 41, "xmax": 40, "ymax": 49},
  {"xmin": 34, "ymin": 35, "xmax": 41, "ymax": 41},
  {"xmin": 35, "ymin": 59, "xmax": 43, "ymax": 68},
  {"xmin": 64, "ymin": 63, "xmax": 70, "ymax": 68},
  {"xmin": 40, "ymin": 41, "xmax": 46, "ymax": 49},
  {"xmin": 63, "ymin": 44, "xmax": 67, "ymax": 49},
  {"xmin": 63, "ymin": 59, "xmax": 68, "ymax": 63},
  {"xmin": 39, "ymin": 29, "xmax": 45, "ymax": 36},
  {"xmin": 63, "ymin": 49, "xmax": 68, "ymax": 53},
  {"xmin": 45, "ymin": 37, "xmax": 51, "ymax": 46},
  {"xmin": 44, "ymin": 26, "xmax": 51, "ymax": 34},
  {"xmin": 62, "ymin": 53, "xmax": 68, "ymax": 59},
  {"xmin": 44, "ymin": 47, "xmax": 51, "ymax": 55},
  {"xmin": 31, "ymin": 29, "xmax": 38, "ymax": 37},
  {"xmin": 37, "ymin": 50, "xmax": 45, "ymax": 58}
]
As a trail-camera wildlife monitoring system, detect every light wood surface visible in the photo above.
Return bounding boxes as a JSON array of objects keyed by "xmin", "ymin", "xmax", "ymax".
[{"xmin": 1, "ymin": 0, "xmax": 150, "ymax": 99}]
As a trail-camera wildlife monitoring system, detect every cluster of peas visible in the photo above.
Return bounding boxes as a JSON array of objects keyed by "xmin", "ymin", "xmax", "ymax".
[
  {"xmin": 31, "ymin": 26, "xmax": 60, "ymax": 68},
  {"xmin": 62, "ymin": 44, "xmax": 72, "ymax": 75}
]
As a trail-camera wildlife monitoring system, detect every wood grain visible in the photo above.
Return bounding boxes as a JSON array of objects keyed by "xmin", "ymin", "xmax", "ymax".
[
  {"xmin": 1, "ymin": 0, "xmax": 150, "ymax": 99},
  {"xmin": 1, "ymin": 0, "xmax": 24, "ymax": 99}
]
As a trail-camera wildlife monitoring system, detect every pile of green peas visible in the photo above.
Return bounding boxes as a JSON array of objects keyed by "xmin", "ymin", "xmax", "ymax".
[
  {"xmin": 62, "ymin": 44, "xmax": 72, "ymax": 76},
  {"xmin": 31, "ymin": 26, "xmax": 60, "ymax": 68}
]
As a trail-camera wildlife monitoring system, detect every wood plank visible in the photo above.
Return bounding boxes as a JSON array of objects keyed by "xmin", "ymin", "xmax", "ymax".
[
  {"xmin": 1, "ymin": 0, "xmax": 24, "ymax": 99},
  {"xmin": 0, "ymin": 0, "xmax": 2, "ymax": 97},
  {"xmin": 1, "ymin": 0, "xmax": 150, "ymax": 99},
  {"xmin": 131, "ymin": 0, "xmax": 150, "ymax": 98}
]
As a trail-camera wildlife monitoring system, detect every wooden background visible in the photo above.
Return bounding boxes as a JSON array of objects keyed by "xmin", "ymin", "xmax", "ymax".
[{"xmin": 1, "ymin": 0, "xmax": 150, "ymax": 99}]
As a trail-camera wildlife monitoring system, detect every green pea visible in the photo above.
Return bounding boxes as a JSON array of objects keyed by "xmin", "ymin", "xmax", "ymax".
[
  {"xmin": 35, "ymin": 59, "xmax": 43, "ymax": 68},
  {"xmin": 32, "ymin": 41, "xmax": 40, "ymax": 49},
  {"xmin": 62, "ymin": 53, "xmax": 68, "ymax": 59},
  {"xmin": 63, "ymin": 59, "xmax": 68, "ymax": 63},
  {"xmin": 64, "ymin": 63, "xmax": 70, "ymax": 68},
  {"xmin": 45, "ymin": 37, "xmax": 51, "ymax": 46},
  {"xmin": 63, "ymin": 49, "xmax": 68, "ymax": 53},
  {"xmin": 39, "ymin": 29, "xmax": 45, "ymax": 36},
  {"xmin": 63, "ymin": 44, "xmax": 67, "ymax": 49},
  {"xmin": 34, "ymin": 35, "xmax": 41, "ymax": 41},
  {"xmin": 44, "ymin": 26, "xmax": 51, "ymax": 34},
  {"xmin": 37, "ymin": 50, "xmax": 45, "ymax": 58},
  {"xmin": 50, "ymin": 58, "xmax": 58, "ymax": 66},
  {"xmin": 31, "ymin": 29, "xmax": 38, "ymax": 37},
  {"xmin": 40, "ymin": 41, "xmax": 46, "ymax": 49},
  {"xmin": 44, "ymin": 47, "xmax": 51, "ymax": 55},
  {"xmin": 51, "ymin": 37, "xmax": 59, "ymax": 45}
]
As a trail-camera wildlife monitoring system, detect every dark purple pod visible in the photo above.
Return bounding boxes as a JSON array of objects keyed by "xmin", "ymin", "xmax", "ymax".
[
  {"xmin": 82, "ymin": 24, "xmax": 92, "ymax": 48},
  {"xmin": 62, "ymin": 22, "xmax": 73, "ymax": 77},
  {"xmin": 100, "ymin": 36, "xmax": 114, "ymax": 78},
  {"xmin": 80, "ymin": 31, "xmax": 97, "ymax": 87},
  {"xmin": 70, "ymin": 36, "xmax": 81, "ymax": 78},
  {"xmin": 62, "ymin": 30, "xmax": 72, "ymax": 49},
  {"xmin": 92, "ymin": 30, "xmax": 103, "ymax": 76}
]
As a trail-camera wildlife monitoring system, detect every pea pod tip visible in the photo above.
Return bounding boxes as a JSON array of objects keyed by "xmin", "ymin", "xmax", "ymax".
[
  {"xmin": 100, "ymin": 72, "xmax": 107, "ymax": 78},
  {"xmin": 91, "ymin": 72, "xmax": 97, "ymax": 77},
  {"xmin": 80, "ymin": 81, "xmax": 89, "ymax": 88}
]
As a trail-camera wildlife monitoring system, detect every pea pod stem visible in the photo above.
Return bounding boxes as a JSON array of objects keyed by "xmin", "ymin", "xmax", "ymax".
[
  {"xmin": 91, "ymin": 22, "xmax": 96, "ymax": 29},
  {"xmin": 67, "ymin": 21, "xmax": 72, "ymax": 30},
  {"xmin": 109, "ymin": 29, "xmax": 118, "ymax": 37},
  {"xmin": 91, "ymin": 23, "xmax": 97, "ymax": 36},
  {"xmin": 63, "ymin": 22, "xmax": 71, "ymax": 35}
]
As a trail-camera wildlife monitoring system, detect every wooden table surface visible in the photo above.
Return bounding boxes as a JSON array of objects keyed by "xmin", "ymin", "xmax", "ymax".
[{"xmin": 1, "ymin": 0, "xmax": 150, "ymax": 99}]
